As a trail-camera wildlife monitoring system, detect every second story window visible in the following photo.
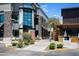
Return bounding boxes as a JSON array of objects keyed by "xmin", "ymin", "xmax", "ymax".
[{"xmin": 23, "ymin": 9, "xmax": 32, "ymax": 27}]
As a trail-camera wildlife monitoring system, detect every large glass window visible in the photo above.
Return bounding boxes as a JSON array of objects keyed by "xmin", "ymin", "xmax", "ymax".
[
  {"xmin": 0, "ymin": 15, "xmax": 4, "ymax": 23},
  {"xmin": 23, "ymin": 9, "xmax": 32, "ymax": 27}
]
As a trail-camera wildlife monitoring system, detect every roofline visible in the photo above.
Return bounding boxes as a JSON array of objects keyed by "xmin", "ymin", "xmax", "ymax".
[
  {"xmin": 34, "ymin": 3, "xmax": 48, "ymax": 19},
  {"xmin": 61, "ymin": 7, "xmax": 79, "ymax": 10}
]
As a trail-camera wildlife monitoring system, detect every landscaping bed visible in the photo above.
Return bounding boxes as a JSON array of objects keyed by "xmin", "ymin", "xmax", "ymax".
[{"xmin": 12, "ymin": 32, "xmax": 35, "ymax": 48}]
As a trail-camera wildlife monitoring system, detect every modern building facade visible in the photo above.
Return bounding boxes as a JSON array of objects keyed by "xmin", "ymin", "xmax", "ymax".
[
  {"xmin": 58, "ymin": 7, "xmax": 79, "ymax": 43},
  {"xmin": 0, "ymin": 3, "xmax": 49, "ymax": 45}
]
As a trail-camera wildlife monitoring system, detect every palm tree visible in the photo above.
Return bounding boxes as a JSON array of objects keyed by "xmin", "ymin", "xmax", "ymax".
[{"xmin": 47, "ymin": 17, "xmax": 60, "ymax": 41}]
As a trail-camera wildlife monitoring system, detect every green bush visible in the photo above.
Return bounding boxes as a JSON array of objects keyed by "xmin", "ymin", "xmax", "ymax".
[
  {"xmin": 57, "ymin": 43, "xmax": 63, "ymax": 48},
  {"xmin": 12, "ymin": 40, "xmax": 16, "ymax": 41},
  {"xmin": 30, "ymin": 40, "xmax": 35, "ymax": 44},
  {"xmin": 23, "ymin": 32, "xmax": 34, "ymax": 45},
  {"xmin": 12, "ymin": 37, "xmax": 18, "ymax": 41},
  {"xmin": 17, "ymin": 39, "xmax": 24, "ymax": 48},
  {"xmin": 12, "ymin": 42, "xmax": 17, "ymax": 46},
  {"xmin": 24, "ymin": 40, "xmax": 30, "ymax": 45},
  {"xmin": 49, "ymin": 43, "xmax": 55, "ymax": 49},
  {"xmin": 23, "ymin": 32, "xmax": 32, "ymax": 40}
]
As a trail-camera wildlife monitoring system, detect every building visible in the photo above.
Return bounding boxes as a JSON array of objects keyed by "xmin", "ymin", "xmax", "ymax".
[
  {"xmin": 58, "ymin": 7, "xmax": 79, "ymax": 43},
  {"xmin": 0, "ymin": 3, "xmax": 49, "ymax": 45}
]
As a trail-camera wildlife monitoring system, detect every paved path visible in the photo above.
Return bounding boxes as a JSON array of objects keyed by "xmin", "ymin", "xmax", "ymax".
[
  {"xmin": 17, "ymin": 40, "xmax": 50, "ymax": 52},
  {"xmin": 0, "ymin": 40, "xmax": 79, "ymax": 56},
  {"xmin": 0, "ymin": 50, "xmax": 46, "ymax": 56},
  {"xmin": 46, "ymin": 49, "xmax": 79, "ymax": 56},
  {"xmin": 63, "ymin": 43, "xmax": 79, "ymax": 49},
  {"xmin": 0, "ymin": 48, "xmax": 79, "ymax": 56}
]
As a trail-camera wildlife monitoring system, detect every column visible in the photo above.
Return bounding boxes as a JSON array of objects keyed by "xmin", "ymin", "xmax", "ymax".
[
  {"xmin": 19, "ymin": 9, "xmax": 23, "ymax": 40},
  {"xmin": 38, "ymin": 16, "xmax": 42, "ymax": 39},
  {"xmin": 32, "ymin": 10, "xmax": 34, "ymax": 29},
  {"xmin": 3, "ymin": 11, "xmax": 12, "ymax": 46}
]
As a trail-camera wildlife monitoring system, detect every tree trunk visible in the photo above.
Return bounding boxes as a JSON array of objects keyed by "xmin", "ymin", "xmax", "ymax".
[{"xmin": 53, "ymin": 30, "xmax": 58, "ymax": 41}]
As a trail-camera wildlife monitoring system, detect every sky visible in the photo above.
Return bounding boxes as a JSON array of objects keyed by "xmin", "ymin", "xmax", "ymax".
[{"xmin": 40, "ymin": 3, "xmax": 79, "ymax": 18}]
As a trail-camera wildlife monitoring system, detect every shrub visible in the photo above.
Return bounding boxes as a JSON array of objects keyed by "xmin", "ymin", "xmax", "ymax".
[
  {"xmin": 12, "ymin": 42, "xmax": 17, "ymax": 46},
  {"xmin": 23, "ymin": 32, "xmax": 33, "ymax": 45},
  {"xmin": 57, "ymin": 43, "xmax": 63, "ymax": 48},
  {"xmin": 23, "ymin": 32, "xmax": 32, "ymax": 40},
  {"xmin": 12, "ymin": 40, "xmax": 16, "ymax": 41},
  {"xmin": 12, "ymin": 37, "xmax": 18, "ymax": 41},
  {"xmin": 49, "ymin": 43, "xmax": 55, "ymax": 49},
  {"xmin": 17, "ymin": 39, "xmax": 24, "ymax": 48},
  {"xmin": 30, "ymin": 40, "xmax": 35, "ymax": 44},
  {"xmin": 24, "ymin": 40, "xmax": 30, "ymax": 45}
]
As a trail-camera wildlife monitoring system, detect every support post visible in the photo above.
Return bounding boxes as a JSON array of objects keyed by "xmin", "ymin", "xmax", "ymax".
[
  {"xmin": 38, "ymin": 16, "xmax": 42, "ymax": 39},
  {"xmin": 19, "ymin": 9, "xmax": 23, "ymax": 40},
  {"xmin": 32, "ymin": 10, "xmax": 34, "ymax": 29}
]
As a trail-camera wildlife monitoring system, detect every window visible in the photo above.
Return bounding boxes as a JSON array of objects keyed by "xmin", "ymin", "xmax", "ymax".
[
  {"xmin": 0, "ymin": 15, "xmax": 4, "ymax": 23},
  {"xmin": 23, "ymin": 9, "xmax": 32, "ymax": 27}
]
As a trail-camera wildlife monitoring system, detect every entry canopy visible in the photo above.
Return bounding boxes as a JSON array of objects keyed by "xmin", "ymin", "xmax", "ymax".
[{"xmin": 57, "ymin": 23, "xmax": 79, "ymax": 29}]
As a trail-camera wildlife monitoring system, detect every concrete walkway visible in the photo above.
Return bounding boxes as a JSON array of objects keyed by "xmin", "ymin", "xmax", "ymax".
[
  {"xmin": 17, "ymin": 40, "xmax": 50, "ymax": 52},
  {"xmin": 63, "ymin": 43, "xmax": 79, "ymax": 49},
  {"xmin": 16, "ymin": 40, "xmax": 79, "ymax": 52}
]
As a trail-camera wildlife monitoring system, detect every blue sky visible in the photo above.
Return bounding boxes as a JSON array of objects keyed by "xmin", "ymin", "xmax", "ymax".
[{"xmin": 40, "ymin": 3, "xmax": 79, "ymax": 18}]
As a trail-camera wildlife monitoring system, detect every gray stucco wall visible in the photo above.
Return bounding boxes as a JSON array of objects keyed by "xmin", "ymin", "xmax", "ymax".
[
  {"xmin": 0, "ymin": 4, "xmax": 12, "ymax": 11},
  {"xmin": 12, "ymin": 3, "xmax": 23, "ymax": 12}
]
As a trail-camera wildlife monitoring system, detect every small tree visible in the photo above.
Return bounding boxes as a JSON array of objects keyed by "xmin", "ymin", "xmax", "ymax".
[{"xmin": 47, "ymin": 17, "xmax": 60, "ymax": 41}]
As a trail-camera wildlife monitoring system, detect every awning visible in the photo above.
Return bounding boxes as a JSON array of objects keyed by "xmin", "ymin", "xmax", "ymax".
[{"xmin": 57, "ymin": 23, "xmax": 79, "ymax": 29}]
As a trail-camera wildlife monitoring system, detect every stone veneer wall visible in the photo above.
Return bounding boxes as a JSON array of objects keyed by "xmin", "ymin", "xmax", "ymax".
[{"xmin": 3, "ymin": 11, "xmax": 12, "ymax": 45}]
